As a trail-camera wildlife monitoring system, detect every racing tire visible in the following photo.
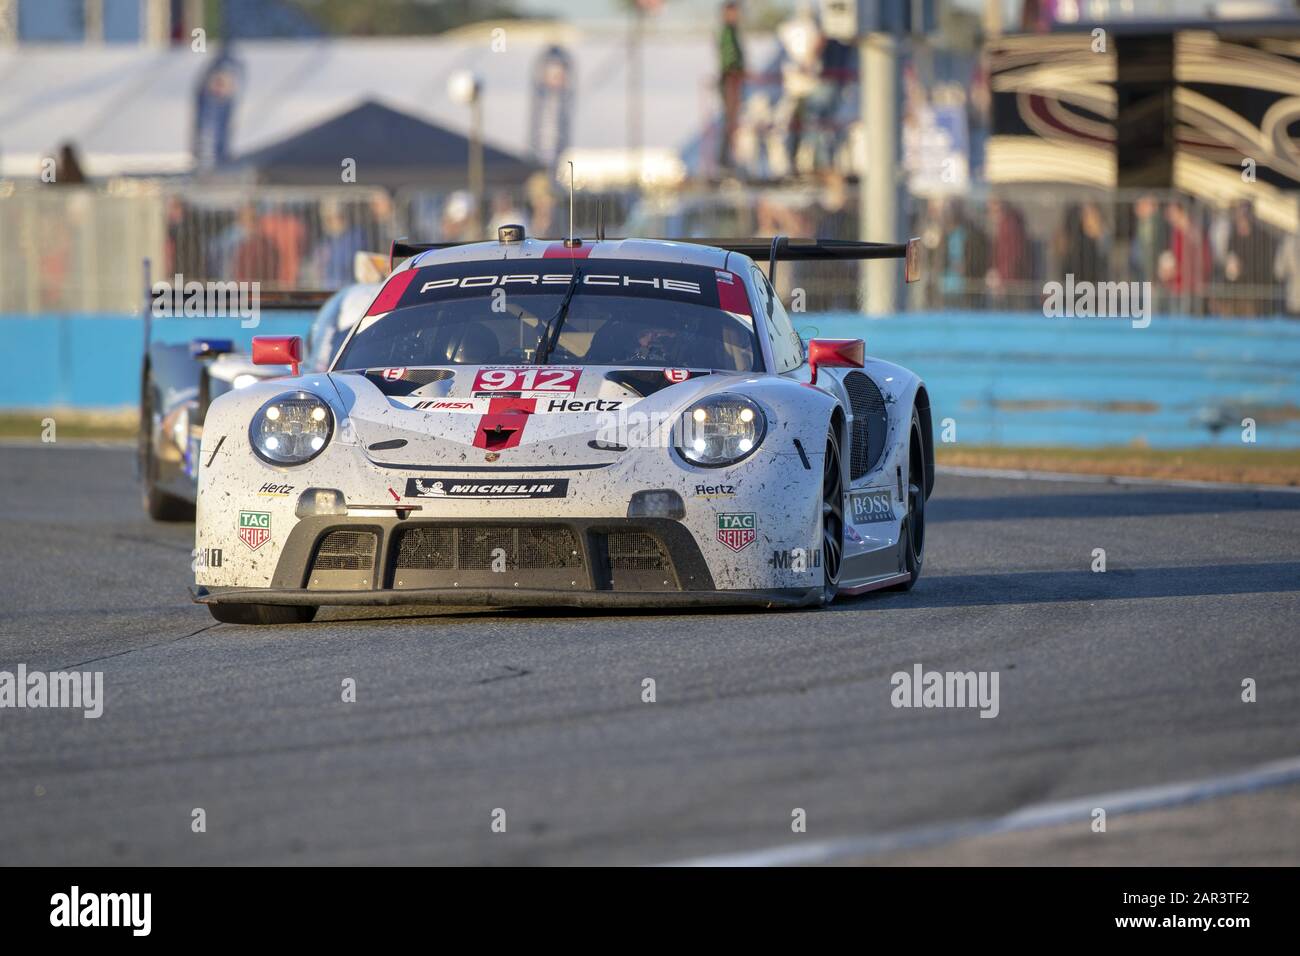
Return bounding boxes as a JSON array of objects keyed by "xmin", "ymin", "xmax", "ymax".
[
  {"xmin": 890, "ymin": 406, "xmax": 927, "ymax": 591},
  {"xmin": 207, "ymin": 603, "xmax": 318, "ymax": 626},
  {"xmin": 821, "ymin": 424, "xmax": 844, "ymax": 605},
  {"xmin": 140, "ymin": 382, "xmax": 195, "ymax": 522}
]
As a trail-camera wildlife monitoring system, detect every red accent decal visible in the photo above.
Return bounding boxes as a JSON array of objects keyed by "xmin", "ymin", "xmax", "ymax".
[
  {"xmin": 388, "ymin": 487, "xmax": 401, "ymax": 501},
  {"xmin": 487, "ymin": 397, "xmax": 537, "ymax": 414},
  {"xmin": 366, "ymin": 269, "xmax": 417, "ymax": 316},
  {"xmin": 715, "ymin": 271, "xmax": 751, "ymax": 316},
  {"xmin": 543, "ymin": 243, "xmax": 592, "ymax": 258},
  {"xmin": 663, "ymin": 368, "xmax": 690, "ymax": 383},
  {"xmin": 381, "ymin": 367, "xmax": 407, "ymax": 381},
  {"xmin": 473, "ymin": 397, "xmax": 536, "ymax": 451}
]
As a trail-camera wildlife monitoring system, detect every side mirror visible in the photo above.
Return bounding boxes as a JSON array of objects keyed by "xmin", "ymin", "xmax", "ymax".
[
  {"xmin": 190, "ymin": 338, "xmax": 236, "ymax": 360},
  {"xmin": 807, "ymin": 338, "xmax": 864, "ymax": 386},
  {"xmin": 252, "ymin": 336, "xmax": 303, "ymax": 376}
]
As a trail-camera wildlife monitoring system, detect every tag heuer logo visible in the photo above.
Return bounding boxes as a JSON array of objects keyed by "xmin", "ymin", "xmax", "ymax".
[
  {"xmin": 238, "ymin": 511, "xmax": 271, "ymax": 551},
  {"xmin": 716, "ymin": 513, "xmax": 756, "ymax": 553}
]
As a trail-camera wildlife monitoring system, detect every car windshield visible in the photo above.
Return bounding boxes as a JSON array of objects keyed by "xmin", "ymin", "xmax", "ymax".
[{"xmin": 333, "ymin": 259, "xmax": 761, "ymax": 372}]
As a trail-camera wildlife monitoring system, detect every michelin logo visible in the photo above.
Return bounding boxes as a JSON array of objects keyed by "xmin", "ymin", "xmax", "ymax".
[{"xmin": 405, "ymin": 478, "xmax": 569, "ymax": 500}]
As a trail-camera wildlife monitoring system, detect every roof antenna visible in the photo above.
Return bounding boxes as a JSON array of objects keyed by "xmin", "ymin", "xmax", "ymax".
[
  {"xmin": 564, "ymin": 160, "xmax": 581, "ymax": 248},
  {"xmin": 596, "ymin": 200, "xmax": 605, "ymax": 241}
]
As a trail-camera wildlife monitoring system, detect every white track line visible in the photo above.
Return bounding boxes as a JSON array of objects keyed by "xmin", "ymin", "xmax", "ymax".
[
  {"xmin": 937, "ymin": 464, "xmax": 1300, "ymax": 494},
  {"xmin": 667, "ymin": 754, "xmax": 1300, "ymax": 866}
]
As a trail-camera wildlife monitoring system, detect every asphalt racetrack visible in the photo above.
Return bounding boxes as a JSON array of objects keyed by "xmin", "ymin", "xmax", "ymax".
[{"xmin": 1, "ymin": 444, "xmax": 1297, "ymax": 865}]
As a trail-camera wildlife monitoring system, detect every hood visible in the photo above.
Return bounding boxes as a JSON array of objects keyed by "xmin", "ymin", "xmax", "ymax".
[{"xmin": 326, "ymin": 365, "xmax": 743, "ymax": 467}]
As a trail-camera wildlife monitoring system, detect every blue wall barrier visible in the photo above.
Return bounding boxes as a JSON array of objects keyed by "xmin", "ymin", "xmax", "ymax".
[
  {"xmin": 0, "ymin": 313, "xmax": 316, "ymax": 410},
  {"xmin": 2, "ymin": 311, "xmax": 1298, "ymax": 448},
  {"xmin": 798, "ymin": 312, "xmax": 1300, "ymax": 448}
]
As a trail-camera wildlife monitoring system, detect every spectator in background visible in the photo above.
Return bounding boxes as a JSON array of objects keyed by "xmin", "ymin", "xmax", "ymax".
[
  {"xmin": 1130, "ymin": 194, "xmax": 1164, "ymax": 286},
  {"xmin": 489, "ymin": 189, "xmax": 530, "ymax": 236},
  {"xmin": 911, "ymin": 198, "xmax": 943, "ymax": 310},
  {"xmin": 1222, "ymin": 202, "xmax": 1276, "ymax": 316},
  {"xmin": 165, "ymin": 196, "xmax": 207, "ymax": 280},
  {"xmin": 1054, "ymin": 202, "xmax": 1105, "ymax": 286},
  {"xmin": 717, "ymin": 1, "xmax": 746, "ymax": 171},
  {"xmin": 775, "ymin": 3, "xmax": 822, "ymax": 176},
  {"xmin": 307, "ymin": 200, "xmax": 364, "ymax": 287},
  {"xmin": 1160, "ymin": 202, "xmax": 1211, "ymax": 313},
  {"xmin": 526, "ymin": 173, "xmax": 557, "ymax": 238},
  {"xmin": 231, "ymin": 203, "xmax": 279, "ymax": 284},
  {"xmin": 1273, "ymin": 226, "xmax": 1300, "ymax": 315},
  {"xmin": 985, "ymin": 198, "xmax": 1028, "ymax": 307},
  {"xmin": 258, "ymin": 204, "xmax": 306, "ymax": 287},
  {"xmin": 939, "ymin": 200, "xmax": 989, "ymax": 308},
  {"xmin": 440, "ymin": 191, "xmax": 477, "ymax": 243},
  {"xmin": 816, "ymin": 34, "xmax": 854, "ymax": 170}
]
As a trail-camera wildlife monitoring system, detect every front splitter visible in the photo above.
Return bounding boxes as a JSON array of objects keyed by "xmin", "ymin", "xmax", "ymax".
[{"xmin": 191, "ymin": 585, "xmax": 823, "ymax": 611}]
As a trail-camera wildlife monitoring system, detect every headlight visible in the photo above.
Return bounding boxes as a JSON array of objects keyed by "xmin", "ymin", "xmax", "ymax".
[
  {"xmin": 249, "ymin": 391, "xmax": 334, "ymax": 465},
  {"xmin": 676, "ymin": 393, "xmax": 766, "ymax": 467}
]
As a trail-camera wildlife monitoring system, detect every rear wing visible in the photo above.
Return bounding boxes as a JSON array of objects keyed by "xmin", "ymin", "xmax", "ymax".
[
  {"xmin": 696, "ymin": 236, "xmax": 921, "ymax": 286},
  {"xmin": 389, "ymin": 235, "xmax": 921, "ymax": 285}
]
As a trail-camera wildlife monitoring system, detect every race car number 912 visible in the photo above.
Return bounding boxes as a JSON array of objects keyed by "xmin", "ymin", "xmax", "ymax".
[{"xmin": 472, "ymin": 368, "xmax": 581, "ymax": 392}]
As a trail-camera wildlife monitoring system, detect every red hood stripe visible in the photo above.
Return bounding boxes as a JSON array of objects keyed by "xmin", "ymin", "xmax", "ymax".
[
  {"xmin": 716, "ymin": 271, "xmax": 752, "ymax": 316},
  {"xmin": 366, "ymin": 269, "xmax": 417, "ymax": 316},
  {"xmin": 473, "ymin": 397, "xmax": 536, "ymax": 451}
]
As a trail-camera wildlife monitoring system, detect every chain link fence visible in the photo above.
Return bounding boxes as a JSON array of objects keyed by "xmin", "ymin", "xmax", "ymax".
[{"xmin": 1, "ymin": 180, "xmax": 1296, "ymax": 318}]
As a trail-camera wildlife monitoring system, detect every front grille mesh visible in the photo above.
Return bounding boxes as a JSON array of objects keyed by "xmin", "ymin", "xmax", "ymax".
[
  {"xmin": 314, "ymin": 531, "xmax": 376, "ymax": 571},
  {"xmin": 606, "ymin": 532, "xmax": 669, "ymax": 571},
  {"xmin": 395, "ymin": 526, "xmax": 583, "ymax": 571},
  {"xmin": 395, "ymin": 527, "xmax": 455, "ymax": 570}
]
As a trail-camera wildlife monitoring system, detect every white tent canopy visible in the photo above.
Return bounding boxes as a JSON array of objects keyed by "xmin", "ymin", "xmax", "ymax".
[{"xmin": 0, "ymin": 23, "xmax": 777, "ymax": 179}]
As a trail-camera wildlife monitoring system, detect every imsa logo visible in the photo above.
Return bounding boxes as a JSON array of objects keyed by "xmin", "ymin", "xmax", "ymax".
[
  {"xmin": 238, "ymin": 511, "xmax": 271, "ymax": 551},
  {"xmin": 716, "ymin": 513, "xmax": 756, "ymax": 553}
]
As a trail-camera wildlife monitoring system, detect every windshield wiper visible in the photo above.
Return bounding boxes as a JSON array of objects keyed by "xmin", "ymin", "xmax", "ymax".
[{"xmin": 535, "ymin": 269, "xmax": 582, "ymax": 365}]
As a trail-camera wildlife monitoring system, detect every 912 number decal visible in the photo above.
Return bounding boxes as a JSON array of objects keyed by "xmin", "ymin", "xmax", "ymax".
[{"xmin": 472, "ymin": 367, "xmax": 582, "ymax": 392}]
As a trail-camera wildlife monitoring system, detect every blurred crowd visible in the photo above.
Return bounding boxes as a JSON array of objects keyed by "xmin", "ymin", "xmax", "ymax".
[
  {"xmin": 8, "ymin": 177, "xmax": 1300, "ymax": 320},
  {"xmin": 911, "ymin": 195, "xmax": 1289, "ymax": 317},
  {"xmin": 160, "ymin": 174, "xmax": 571, "ymax": 294}
]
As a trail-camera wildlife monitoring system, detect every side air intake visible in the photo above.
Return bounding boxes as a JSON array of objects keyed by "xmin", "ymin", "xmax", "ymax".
[{"xmin": 844, "ymin": 371, "xmax": 888, "ymax": 480}]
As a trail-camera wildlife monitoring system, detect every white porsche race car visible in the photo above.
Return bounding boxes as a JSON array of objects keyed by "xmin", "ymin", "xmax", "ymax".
[{"xmin": 191, "ymin": 228, "xmax": 933, "ymax": 624}]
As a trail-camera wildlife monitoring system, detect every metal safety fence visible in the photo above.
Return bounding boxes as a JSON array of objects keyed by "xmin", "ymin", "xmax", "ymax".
[{"xmin": 0, "ymin": 180, "xmax": 1296, "ymax": 318}]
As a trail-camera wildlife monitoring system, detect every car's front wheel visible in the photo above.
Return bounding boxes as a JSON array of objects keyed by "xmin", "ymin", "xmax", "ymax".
[
  {"xmin": 821, "ymin": 424, "xmax": 844, "ymax": 604},
  {"xmin": 207, "ymin": 603, "xmax": 318, "ymax": 625}
]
